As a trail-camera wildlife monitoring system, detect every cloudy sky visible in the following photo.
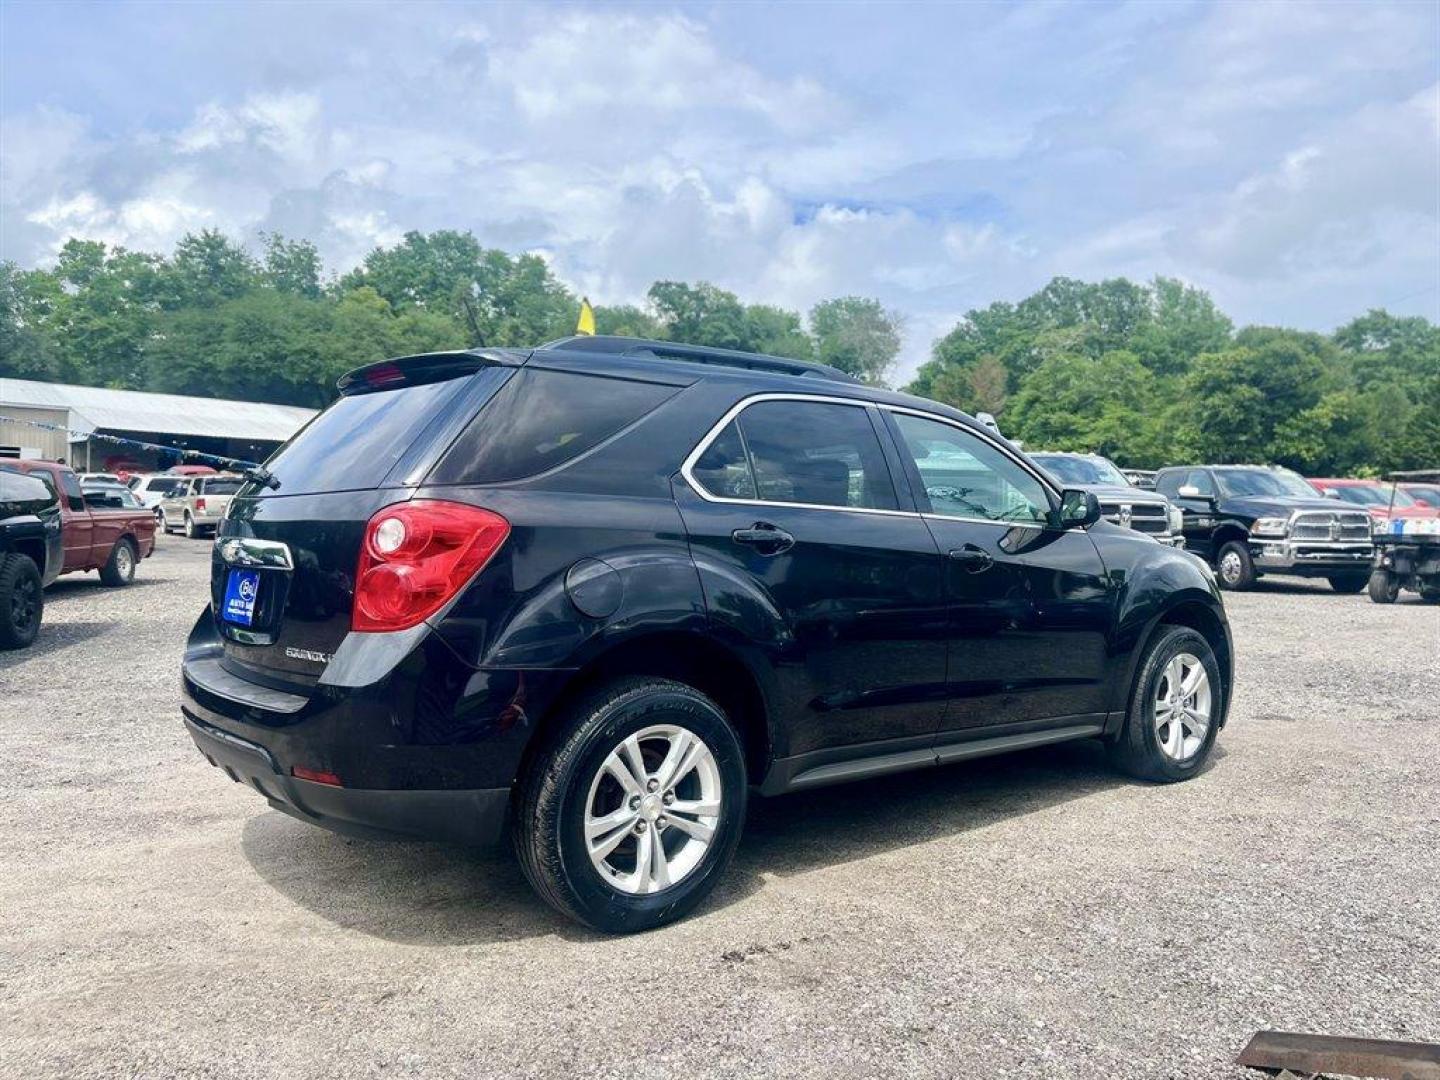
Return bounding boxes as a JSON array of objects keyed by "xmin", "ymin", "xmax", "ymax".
[{"xmin": 2, "ymin": 0, "xmax": 1437, "ymax": 379}]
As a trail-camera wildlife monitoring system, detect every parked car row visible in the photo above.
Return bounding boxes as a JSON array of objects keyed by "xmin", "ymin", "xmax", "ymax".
[
  {"xmin": 1023, "ymin": 450, "xmax": 1439, "ymax": 599},
  {"xmin": 120, "ymin": 469, "xmax": 244, "ymax": 538}
]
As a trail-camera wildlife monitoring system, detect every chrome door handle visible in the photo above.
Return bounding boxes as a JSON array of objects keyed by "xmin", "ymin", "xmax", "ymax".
[{"xmin": 948, "ymin": 545, "xmax": 993, "ymax": 572}]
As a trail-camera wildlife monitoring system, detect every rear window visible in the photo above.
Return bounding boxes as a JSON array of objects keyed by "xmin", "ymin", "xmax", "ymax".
[
  {"xmin": 429, "ymin": 368, "xmax": 676, "ymax": 485},
  {"xmin": 201, "ymin": 478, "xmax": 244, "ymax": 495},
  {"xmin": 143, "ymin": 477, "xmax": 184, "ymax": 495},
  {"xmin": 260, "ymin": 376, "xmax": 473, "ymax": 496}
]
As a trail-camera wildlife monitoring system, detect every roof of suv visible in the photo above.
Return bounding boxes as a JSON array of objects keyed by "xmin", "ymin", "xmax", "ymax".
[{"xmin": 339, "ymin": 337, "xmax": 995, "ymax": 438}]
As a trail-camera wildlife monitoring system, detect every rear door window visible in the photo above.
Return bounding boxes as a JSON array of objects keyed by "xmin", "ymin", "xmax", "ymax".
[
  {"xmin": 430, "ymin": 368, "xmax": 677, "ymax": 485},
  {"xmin": 696, "ymin": 399, "xmax": 897, "ymax": 511}
]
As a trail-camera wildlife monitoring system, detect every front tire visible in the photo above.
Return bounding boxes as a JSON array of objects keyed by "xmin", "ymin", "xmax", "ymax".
[
  {"xmin": 513, "ymin": 678, "xmax": 747, "ymax": 933},
  {"xmin": 0, "ymin": 554, "xmax": 44, "ymax": 650},
  {"xmin": 1108, "ymin": 625, "xmax": 1222, "ymax": 782},
  {"xmin": 100, "ymin": 538, "xmax": 137, "ymax": 587},
  {"xmin": 1327, "ymin": 572, "xmax": 1368, "ymax": 594},
  {"xmin": 1368, "ymin": 571, "xmax": 1399, "ymax": 604},
  {"xmin": 1215, "ymin": 541, "xmax": 1256, "ymax": 591}
]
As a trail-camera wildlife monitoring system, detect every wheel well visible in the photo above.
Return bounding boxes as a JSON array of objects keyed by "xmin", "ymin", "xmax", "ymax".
[
  {"xmin": 1211, "ymin": 524, "xmax": 1249, "ymax": 558},
  {"xmin": 531, "ymin": 633, "xmax": 771, "ymax": 781},
  {"xmin": 7, "ymin": 539, "xmax": 46, "ymax": 577}
]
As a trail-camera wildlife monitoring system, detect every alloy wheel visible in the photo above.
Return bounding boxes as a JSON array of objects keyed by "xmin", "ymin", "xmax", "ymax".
[
  {"xmin": 1153, "ymin": 652, "xmax": 1211, "ymax": 762},
  {"xmin": 115, "ymin": 544, "xmax": 133, "ymax": 579},
  {"xmin": 583, "ymin": 724, "xmax": 722, "ymax": 895}
]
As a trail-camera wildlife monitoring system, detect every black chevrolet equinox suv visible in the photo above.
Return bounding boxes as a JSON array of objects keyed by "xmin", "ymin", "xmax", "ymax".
[{"xmin": 182, "ymin": 336, "xmax": 1233, "ymax": 932}]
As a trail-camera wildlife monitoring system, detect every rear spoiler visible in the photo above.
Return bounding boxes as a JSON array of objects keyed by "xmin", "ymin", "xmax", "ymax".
[{"xmin": 337, "ymin": 349, "xmax": 530, "ymax": 396}]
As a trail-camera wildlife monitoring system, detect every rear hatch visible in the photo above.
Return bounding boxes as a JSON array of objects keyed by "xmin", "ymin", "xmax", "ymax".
[{"xmin": 211, "ymin": 352, "xmax": 520, "ymax": 683}]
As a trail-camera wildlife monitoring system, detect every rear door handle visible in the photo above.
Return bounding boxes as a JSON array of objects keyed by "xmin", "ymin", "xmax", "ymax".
[
  {"xmin": 948, "ymin": 544, "xmax": 993, "ymax": 572},
  {"xmin": 732, "ymin": 522, "xmax": 795, "ymax": 555}
]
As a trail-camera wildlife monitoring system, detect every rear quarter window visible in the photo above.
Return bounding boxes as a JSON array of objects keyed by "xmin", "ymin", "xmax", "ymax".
[{"xmin": 429, "ymin": 368, "xmax": 677, "ymax": 485}]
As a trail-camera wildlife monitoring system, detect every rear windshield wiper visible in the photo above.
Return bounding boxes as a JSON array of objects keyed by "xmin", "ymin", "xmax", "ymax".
[{"xmin": 243, "ymin": 465, "xmax": 280, "ymax": 491}]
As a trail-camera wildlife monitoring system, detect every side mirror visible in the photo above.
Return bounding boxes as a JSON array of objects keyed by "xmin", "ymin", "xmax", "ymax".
[
  {"xmin": 1057, "ymin": 488, "xmax": 1102, "ymax": 528},
  {"xmin": 1322, "ymin": 489, "xmax": 1341, "ymax": 499},
  {"xmin": 1177, "ymin": 484, "xmax": 1211, "ymax": 501}
]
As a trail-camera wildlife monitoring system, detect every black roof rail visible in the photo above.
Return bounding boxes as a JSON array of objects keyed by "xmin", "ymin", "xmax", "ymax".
[{"xmin": 538, "ymin": 335, "xmax": 859, "ymax": 384}]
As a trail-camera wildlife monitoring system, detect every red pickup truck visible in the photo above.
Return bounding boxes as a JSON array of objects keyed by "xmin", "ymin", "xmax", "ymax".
[{"xmin": 8, "ymin": 460, "xmax": 157, "ymax": 586}]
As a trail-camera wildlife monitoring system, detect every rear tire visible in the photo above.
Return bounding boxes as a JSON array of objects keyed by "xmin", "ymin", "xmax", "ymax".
[
  {"xmin": 1108, "ymin": 625, "xmax": 1222, "ymax": 783},
  {"xmin": 1215, "ymin": 541, "xmax": 1256, "ymax": 591},
  {"xmin": 100, "ymin": 538, "xmax": 137, "ymax": 587},
  {"xmin": 0, "ymin": 553, "xmax": 44, "ymax": 650},
  {"xmin": 513, "ymin": 678, "xmax": 747, "ymax": 933},
  {"xmin": 183, "ymin": 513, "xmax": 197, "ymax": 539},
  {"xmin": 1327, "ymin": 572, "xmax": 1369, "ymax": 594},
  {"xmin": 1368, "ymin": 571, "xmax": 1399, "ymax": 604}
]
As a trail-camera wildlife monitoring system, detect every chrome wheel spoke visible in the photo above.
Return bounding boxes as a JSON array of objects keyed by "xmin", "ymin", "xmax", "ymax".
[
  {"xmin": 654, "ymin": 729, "xmax": 694, "ymax": 790},
  {"xmin": 662, "ymin": 812, "xmax": 713, "ymax": 844},
  {"xmin": 602, "ymin": 751, "xmax": 644, "ymax": 798},
  {"xmin": 1179, "ymin": 663, "xmax": 1205, "ymax": 698},
  {"xmin": 667, "ymin": 797, "xmax": 720, "ymax": 818}
]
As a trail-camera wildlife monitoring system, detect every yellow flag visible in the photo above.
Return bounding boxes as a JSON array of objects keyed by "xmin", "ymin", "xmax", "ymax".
[{"xmin": 576, "ymin": 297, "xmax": 596, "ymax": 336}]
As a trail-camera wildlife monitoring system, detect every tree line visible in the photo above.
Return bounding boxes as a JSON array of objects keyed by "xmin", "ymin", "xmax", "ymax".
[
  {"xmin": 0, "ymin": 230, "xmax": 903, "ymax": 409},
  {"xmin": 2, "ymin": 229, "xmax": 1435, "ymax": 473}
]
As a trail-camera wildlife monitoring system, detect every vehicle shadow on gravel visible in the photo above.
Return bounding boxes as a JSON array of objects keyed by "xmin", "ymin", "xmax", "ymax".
[
  {"xmin": 43, "ymin": 577, "xmax": 168, "ymax": 602},
  {"xmin": 0, "ymin": 619, "xmax": 119, "ymax": 665},
  {"xmin": 240, "ymin": 738, "xmax": 1178, "ymax": 946}
]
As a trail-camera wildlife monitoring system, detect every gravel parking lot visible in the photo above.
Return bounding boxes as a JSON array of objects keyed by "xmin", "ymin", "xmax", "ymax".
[{"xmin": 2, "ymin": 537, "xmax": 1437, "ymax": 1079}]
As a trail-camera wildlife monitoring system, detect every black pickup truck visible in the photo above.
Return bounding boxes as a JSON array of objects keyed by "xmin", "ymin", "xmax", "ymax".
[
  {"xmin": 1155, "ymin": 465, "xmax": 1373, "ymax": 592},
  {"xmin": 1, "ymin": 463, "xmax": 63, "ymax": 649}
]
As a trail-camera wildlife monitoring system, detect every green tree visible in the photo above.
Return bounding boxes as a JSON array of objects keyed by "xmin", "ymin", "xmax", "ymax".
[
  {"xmin": 262, "ymin": 234, "xmax": 323, "ymax": 299},
  {"xmin": 167, "ymin": 230, "xmax": 258, "ymax": 309},
  {"xmin": 809, "ymin": 296, "xmax": 902, "ymax": 384},
  {"xmin": 647, "ymin": 281, "xmax": 752, "ymax": 350},
  {"xmin": 1006, "ymin": 351, "xmax": 1164, "ymax": 466}
]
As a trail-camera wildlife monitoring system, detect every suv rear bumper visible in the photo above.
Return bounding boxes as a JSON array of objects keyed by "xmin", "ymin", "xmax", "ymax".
[
  {"xmin": 1249, "ymin": 538, "xmax": 1373, "ymax": 575},
  {"xmin": 183, "ymin": 712, "xmax": 510, "ymax": 846}
]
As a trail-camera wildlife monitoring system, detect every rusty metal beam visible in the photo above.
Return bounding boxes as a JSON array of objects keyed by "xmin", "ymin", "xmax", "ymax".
[{"xmin": 1236, "ymin": 1030, "xmax": 1440, "ymax": 1079}]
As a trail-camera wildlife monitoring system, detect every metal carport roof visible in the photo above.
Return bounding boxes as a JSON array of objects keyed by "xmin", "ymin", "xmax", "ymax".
[{"xmin": 0, "ymin": 378, "xmax": 316, "ymax": 443}]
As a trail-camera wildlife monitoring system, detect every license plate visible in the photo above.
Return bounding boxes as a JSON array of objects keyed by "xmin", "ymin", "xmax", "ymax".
[{"xmin": 222, "ymin": 569, "xmax": 260, "ymax": 626}]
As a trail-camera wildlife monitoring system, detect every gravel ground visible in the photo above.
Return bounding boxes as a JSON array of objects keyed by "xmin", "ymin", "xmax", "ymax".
[{"xmin": 2, "ymin": 537, "xmax": 1437, "ymax": 1079}]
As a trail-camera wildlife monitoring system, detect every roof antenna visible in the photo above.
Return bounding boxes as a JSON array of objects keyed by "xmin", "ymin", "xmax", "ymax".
[{"xmin": 461, "ymin": 287, "xmax": 486, "ymax": 347}]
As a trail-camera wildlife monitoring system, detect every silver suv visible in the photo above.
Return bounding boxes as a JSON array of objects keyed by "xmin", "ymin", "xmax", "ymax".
[{"xmin": 159, "ymin": 475, "xmax": 244, "ymax": 538}]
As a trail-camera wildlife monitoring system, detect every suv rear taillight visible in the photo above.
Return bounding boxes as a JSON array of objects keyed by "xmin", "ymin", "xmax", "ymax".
[
  {"xmin": 195, "ymin": 497, "xmax": 207, "ymax": 512},
  {"xmin": 352, "ymin": 500, "xmax": 509, "ymax": 633}
]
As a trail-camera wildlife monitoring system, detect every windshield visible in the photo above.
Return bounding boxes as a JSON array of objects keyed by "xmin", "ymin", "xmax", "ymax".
[
  {"xmin": 1031, "ymin": 454, "xmax": 1129, "ymax": 487},
  {"xmin": 1215, "ymin": 469, "xmax": 1316, "ymax": 498},
  {"xmin": 1328, "ymin": 485, "xmax": 1415, "ymax": 508}
]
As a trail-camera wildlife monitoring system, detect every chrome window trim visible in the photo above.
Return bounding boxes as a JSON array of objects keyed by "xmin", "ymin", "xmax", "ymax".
[{"xmin": 679, "ymin": 392, "xmax": 1062, "ymax": 526}]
